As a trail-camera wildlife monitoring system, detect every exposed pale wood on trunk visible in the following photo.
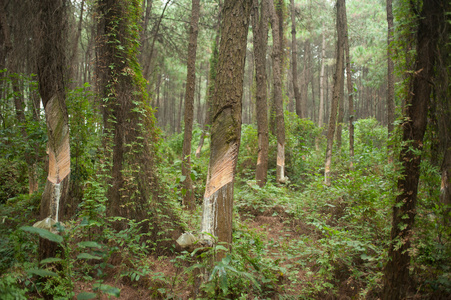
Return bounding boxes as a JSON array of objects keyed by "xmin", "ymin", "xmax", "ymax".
[{"xmin": 200, "ymin": 0, "xmax": 251, "ymax": 254}]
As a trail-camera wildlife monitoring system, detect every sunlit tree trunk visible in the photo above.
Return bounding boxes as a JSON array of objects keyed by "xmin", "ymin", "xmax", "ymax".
[
  {"xmin": 200, "ymin": 0, "xmax": 251, "ymax": 253},
  {"xmin": 324, "ymin": 0, "xmax": 345, "ymax": 185},
  {"xmin": 181, "ymin": 0, "xmax": 200, "ymax": 211},
  {"xmin": 382, "ymin": 1, "xmax": 443, "ymax": 298},
  {"xmin": 252, "ymin": 0, "xmax": 269, "ymax": 187},
  {"xmin": 386, "ymin": 0, "xmax": 395, "ymax": 162},
  {"xmin": 268, "ymin": 0, "xmax": 286, "ymax": 183}
]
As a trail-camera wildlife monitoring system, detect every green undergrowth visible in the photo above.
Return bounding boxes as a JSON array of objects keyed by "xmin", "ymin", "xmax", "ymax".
[{"xmin": 0, "ymin": 118, "xmax": 449, "ymax": 299}]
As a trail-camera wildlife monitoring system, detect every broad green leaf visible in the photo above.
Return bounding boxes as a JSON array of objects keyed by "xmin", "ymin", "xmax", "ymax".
[
  {"xmin": 20, "ymin": 226, "xmax": 63, "ymax": 244},
  {"xmin": 76, "ymin": 292, "xmax": 97, "ymax": 300},
  {"xmin": 78, "ymin": 241, "xmax": 102, "ymax": 248},
  {"xmin": 98, "ymin": 284, "xmax": 120, "ymax": 297},
  {"xmin": 27, "ymin": 268, "xmax": 58, "ymax": 277},
  {"xmin": 77, "ymin": 253, "xmax": 102, "ymax": 260},
  {"xmin": 40, "ymin": 257, "xmax": 63, "ymax": 265}
]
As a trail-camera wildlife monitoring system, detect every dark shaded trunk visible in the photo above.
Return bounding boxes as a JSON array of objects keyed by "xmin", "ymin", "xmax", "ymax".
[{"xmin": 382, "ymin": 1, "xmax": 444, "ymax": 298}]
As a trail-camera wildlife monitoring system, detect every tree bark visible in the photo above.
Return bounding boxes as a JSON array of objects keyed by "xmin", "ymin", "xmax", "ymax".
[
  {"xmin": 269, "ymin": 0, "xmax": 286, "ymax": 183},
  {"xmin": 252, "ymin": 0, "xmax": 269, "ymax": 187},
  {"xmin": 318, "ymin": 30, "xmax": 326, "ymax": 128},
  {"xmin": 200, "ymin": 0, "xmax": 251, "ymax": 253},
  {"xmin": 290, "ymin": 0, "xmax": 301, "ymax": 120},
  {"xmin": 382, "ymin": 1, "xmax": 444, "ymax": 298},
  {"xmin": 195, "ymin": 1, "xmax": 222, "ymax": 158},
  {"xmin": 386, "ymin": 0, "xmax": 395, "ymax": 162},
  {"xmin": 324, "ymin": 0, "xmax": 345, "ymax": 185},
  {"xmin": 182, "ymin": 0, "xmax": 200, "ymax": 211},
  {"xmin": 344, "ymin": 5, "xmax": 354, "ymax": 166},
  {"xmin": 299, "ymin": 41, "xmax": 309, "ymax": 119},
  {"xmin": 36, "ymin": 0, "xmax": 70, "ymax": 260},
  {"xmin": 96, "ymin": 0, "xmax": 181, "ymax": 244}
]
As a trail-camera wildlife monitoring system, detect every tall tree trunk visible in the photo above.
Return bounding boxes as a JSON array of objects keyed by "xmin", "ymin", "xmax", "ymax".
[
  {"xmin": 336, "ymin": 57, "xmax": 345, "ymax": 149},
  {"xmin": 324, "ymin": 0, "xmax": 345, "ymax": 185},
  {"xmin": 177, "ymin": 82, "xmax": 185, "ymax": 133},
  {"xmin": 269, "ymin": 0, "xmax": 286, "ymax": 183},
  {"xmin": 143, "ymin": 0, "xmax": 171, "ymax": 80},
  {"xmin": 344, "ymin": 4, "xmax": 354, "ymax": 166},
  {"xmin": 200, "ymin": 0, "xmax": 251, "ymax": 253},
  {"xmin": 290, "ymin": 0, "xmax": 301, "ymax": 119},
  {"xmin": 318, "ymin": 30, "xmax": 326, "ymax": 128},
  {"xmin": 35, "ymin": 0, "xmax": 70, "ymax": 261},
  {"xmin": 382, "ymin": 1, "xmax": 444, "ymax": 298},
  {"xmin": 195, "ymin": 1, "xmax": 222, "ymax": 158},
  {"xmin": 252, "ymin": 0, "xmax": 269, "ymax": 187},
  {"xmin": 96, "ymin": 0, "xmax": 181, "ymax": 244},
  {"xmin": 300, "ymin": 41, "xmax": 309, "ymax": 119},
  {"xmin": 386, "ymin": 0, "xmax": 395, "ymax": 162},
  {"xmin": 182, "ymin": 0, "xmax": 200, "ymax": 211}
]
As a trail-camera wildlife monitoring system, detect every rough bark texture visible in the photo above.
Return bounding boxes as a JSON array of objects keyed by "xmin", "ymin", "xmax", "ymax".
[
  {"xmin": 252, "ymin": 0, "xmax": 269, "ymax": 187},
  {"xmin": 324, "ymin": 0, "xmax": 345, "ymax": 185},
  {"xmin": 200, "ymin": 0, "xmax": 251, "ymax": 252},
  {"xmin": 269, "ymin": 0, "xmax": 286, "ymax": 183},
  {"xmin": 96, "ymin": 0, "xmax": 181, "ymax": 247},
  {"xmin": 290, "ymin": 0, "xmax": 301, "ymax": 120},
  {"xmin": 181, "ymin": 0, "xmax": 200, "ymax": 211},
  {"xmin": 382, "ymin": 1, "xmax": 443, "ymax": 298},
  {"xmin": 36, "ymin": 0, "xmax": 70, "ymax": 260}
]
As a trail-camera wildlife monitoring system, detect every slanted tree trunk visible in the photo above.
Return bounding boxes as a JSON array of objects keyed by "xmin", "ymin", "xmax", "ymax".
[
  {"xmin": 268, "ymin": 0, "xmax": 286, "ymax": 183},
  {"xmin": 200, "ymin": 0, "xmax": 251, "ymax": 254},
  {"xmin": 181, "ymin": 0, "xmax": 201, "ymax": 211},
  {"xmin": 386, "ymin": 0, "xmax": 395, "ymax": 162},
  {"xmin": 324, "ymin": 0, "xmax": 345, "ymax": 185},
  {"xmin": 36, "ymin": 0, "xmax": 70, "ymax": 260},
  {"xmin": 252, "ymin": 0, "xmax": 269, "ymax": 187},
  {"xmin": 382, "ymin": 1, "xmax": 443, "ymax": 298},
  {"xmin": 290, "ymin": 0, "xmax": 301, "ymax": 120}
]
